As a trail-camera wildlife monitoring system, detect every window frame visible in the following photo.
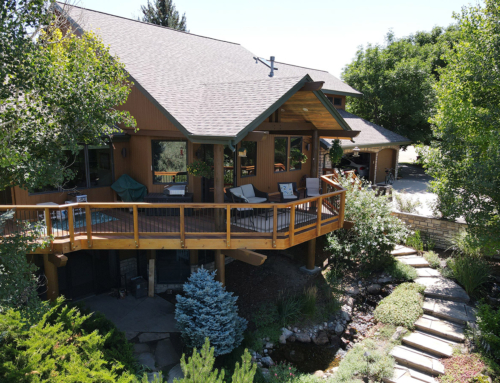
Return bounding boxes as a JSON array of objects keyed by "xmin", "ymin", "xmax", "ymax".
[
  {"xmin": 289, "ymin": 136, "xmax": 303, "ymax": 171},
  {"xmin": 151, "ymin": 139, "xmax": 189, "ymax": 185},
  {"xmin": 273, "ymin": 136, "xmax": 288, "ymax": 173},
  {"xmin": 240, "ymin": 141, "xmax": 257, "ymax": 178},
  {"xmin": 333, "ymin": 97, "xmax": 342, "ymax": 106}
]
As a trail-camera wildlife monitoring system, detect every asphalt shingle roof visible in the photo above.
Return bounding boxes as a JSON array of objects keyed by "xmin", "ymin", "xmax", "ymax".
[
  {"xmin": 60, "ymin": 3, "xmax": 361, "ymax": 139},
  {"xmin": 321, "ymin": 110, "xmax": 411, "ymax": 149}
]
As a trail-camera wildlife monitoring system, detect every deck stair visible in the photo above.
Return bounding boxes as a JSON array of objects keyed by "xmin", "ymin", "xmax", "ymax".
[{"xmin": 385, "ymin": 249, "xmax": 475, "ymax": 382}]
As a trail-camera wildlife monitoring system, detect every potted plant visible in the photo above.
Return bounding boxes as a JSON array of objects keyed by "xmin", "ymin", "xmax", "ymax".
[
  {"xmin": 187, "ymin": 160, "xmax": 213, "ymax": 179},
  {"xmin": 289, "ymin": 148, "xmax": 308, "ymax": 168},
  {"xmin": 328, "ymin": 139, "xmax": 343, "ymax": 168}
]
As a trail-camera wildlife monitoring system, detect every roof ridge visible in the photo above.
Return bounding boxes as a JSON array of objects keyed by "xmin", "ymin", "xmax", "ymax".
[
  {"xmin": 57, "ymin": 2, "xmax": 241, "ymax": 45},
  {"xmin": 274, "ymin": 60, "xmax": 329, "ymax": 73},
  {"xmin": 201, "ymin": 75, "xmax": 306, "ymax": 86}
]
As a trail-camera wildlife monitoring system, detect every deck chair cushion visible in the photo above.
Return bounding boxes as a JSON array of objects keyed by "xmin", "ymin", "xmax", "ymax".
[
  {"xmin": 306, "ymin": 178, "xmax": 321, "ymax": 196},
  {"xmin": 229, "ymin": 187, "xmax": 248, "ymax": 202},
  {"xmin": 240, "ymin": 184, "xmax": 255, "ymax": 198},
  {"xmin": 279, "ymin": 183, "xmax": 294, "ymax": 197},
  {"xmin": 283, "ymin": 194, "xmax": 298, "ymax": 200},
  {"xmin": 246, "ymin": 196, "xmax": 267, "ymax": 204}
]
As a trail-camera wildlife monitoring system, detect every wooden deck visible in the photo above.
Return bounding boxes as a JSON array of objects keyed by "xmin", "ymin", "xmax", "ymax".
[{"xmin": 0, "ymin": 175, "xmax": 346, "ymax": 254}]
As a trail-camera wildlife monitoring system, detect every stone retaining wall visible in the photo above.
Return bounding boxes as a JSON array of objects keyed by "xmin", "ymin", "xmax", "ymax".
[{"xmin": 393, "ymin": 211, "xmax": 467, "ymax": 249}]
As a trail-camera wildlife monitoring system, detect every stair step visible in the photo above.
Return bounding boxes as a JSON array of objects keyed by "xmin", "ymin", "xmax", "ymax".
[
  {"xmin": 415, "ymin": 277, "xmax": 470, "ymax": 303},
  {"xmin": 416, "ymin": 268, "xmax": 441, "ymax": 278},
  {"xmin": 423, "ymin": 298, "xmax": 476, "ymax": 325},
  {"xmin": 392, "ymin": 246, "xmax": 419, "ymax": 256},
  {"xmin": 402, "ymin": 332, "xmax": 453, "ymax": 358},
  {"xmin": 390, "ymin": 346, "xmax": 445, "ymax": 376},
  {"xmin": 384, "ymin": 364, "xmax": 438, "ymax": 383},
  {"xmin": 396, "ymin": 256, "xmax": 430, "ymax": 268},
  {"xmin": 415, "ymin": 315, "xmax": 465, "ymax": 342}
]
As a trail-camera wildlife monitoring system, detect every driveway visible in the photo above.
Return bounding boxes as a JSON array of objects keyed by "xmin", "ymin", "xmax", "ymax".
[{"xmin": 392, "ymin": 163, "xmax": 437, "ymax": 217}]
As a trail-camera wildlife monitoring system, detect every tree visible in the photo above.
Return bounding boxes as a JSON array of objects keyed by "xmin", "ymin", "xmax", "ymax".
[
  {"xmin": 341, "ymin": 26, "xmax": 459, "ymax": 144},
  {"xmin": 175, "ymin": 269, "xmax": 247, "ymax": 356},
  {"xmin": 0, "ymin": 2, "xmax": 136, "ymax": 192},
  {"xmin": 422, "ymin": 0, "xmax": 500, "ymax": 254},
  {"xmin": 141, "ymin": 0, "xmax": 187, "ymax": 31}
]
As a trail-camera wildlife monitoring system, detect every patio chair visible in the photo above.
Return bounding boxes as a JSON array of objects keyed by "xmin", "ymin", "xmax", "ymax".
[
  {"xmin": 278, "ymin": 182, "xmax": 300, "ymax": 202},
  {"xmin": 227, "ymin": 184, "xmax": 268, "ymax": 204},
  {"xmin": 305, "ymin": 178, "xmax": 322, "ymax": 198}
]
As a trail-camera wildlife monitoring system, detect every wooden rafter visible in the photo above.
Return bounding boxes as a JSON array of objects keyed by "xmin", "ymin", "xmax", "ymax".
[{"xmin": 222, "ymin": 249, "xmax": 267, "ymax": 266}]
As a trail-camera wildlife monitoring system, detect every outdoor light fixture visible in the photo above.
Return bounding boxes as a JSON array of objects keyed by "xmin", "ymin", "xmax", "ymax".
[
  {"xmin": 353, "ymin": 146, "xmax": 360, "ymax": 158},
  {"xmin": 238, "ymin": 147, "xmax": 247, "ymax": 157}
]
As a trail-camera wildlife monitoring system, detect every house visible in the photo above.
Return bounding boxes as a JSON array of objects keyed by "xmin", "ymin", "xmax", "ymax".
[
  {"xmin": 1, "ymin": 3, "xmax": 371, "ymax": 301},
  {"xmin": 320, "ymin": 112, "xmax": 411, "ymax": 184}
]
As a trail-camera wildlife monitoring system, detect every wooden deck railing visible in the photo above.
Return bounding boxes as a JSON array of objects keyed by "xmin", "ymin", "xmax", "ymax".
[{"xmin": 0, "ymin": 175, "xmax": 345, "ymax": 254}]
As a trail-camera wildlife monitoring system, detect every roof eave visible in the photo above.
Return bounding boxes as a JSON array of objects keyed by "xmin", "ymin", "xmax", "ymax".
[
  {"xmin": 321, "ymin": 140, "xmax": 412, "ymax": 150},
  {"xmin": 322, "ymin": 89, "xmax": 363, "ymax": 98}
]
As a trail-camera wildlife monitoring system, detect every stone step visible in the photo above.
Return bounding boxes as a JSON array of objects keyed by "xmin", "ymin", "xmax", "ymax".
[
  {"xmin": 395, "ymin": 256, "xmax": 430, "ymax": 268},
  {"xmin": 423, "ymin": 298, "xmax": 476, "ymax": 325},
  {"xmin": 392, "ymin": 245, "xmax": 419, "ymax": 256},
  {"xmin": 390, "ymin": 346, "xmax": 445, "ymax": 376},
  {"xmin": 402, "ymin": 332, "xmax": 453, "ymax": 358},
  {"xmin": 415, "ymin": 315, "xmax": 465, "ymax": 342},
  {"xmin": 384, "ymin": 364, "xmax": 438, "ymax": 383},
  {"xmin": 416, "ymin": 268, "xmax": 441, "ymax": 278},
  {"xmin": 415, "ymin": 277, "xmax": 470, "ymax": 303}
]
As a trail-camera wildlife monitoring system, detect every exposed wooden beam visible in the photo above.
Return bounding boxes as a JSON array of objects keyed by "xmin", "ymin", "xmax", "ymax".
[
  {"xmin": 299, "ymin": 81, "xmax": 325, "ymax": 92},
  {"xmin": 266, "ymin": 130, "xmax": 360, "ymax": 139},
  {"xmin": 121, "ymin": 129, "xmax": 186, "ymax": 138},
  {"xmin": 48, "ymin": 253, "xmax": 68, "ymax": 267},
  {"xmin": 222, "ymin": 249, "xmax": 267, "ymax": 266},
  {"xmin": 256, "ymin": 122, "xmax": 316, "ymax": 131},
  {"xmin": 243, "ymin": 131, "xmax": 269, "ymax": 142}
]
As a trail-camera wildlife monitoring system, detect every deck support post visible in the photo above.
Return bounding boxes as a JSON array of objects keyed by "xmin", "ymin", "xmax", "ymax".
[
  {"xmin": 311, "ymin": 130, "xmax": 319, "ymax": 178},
  {"xmin": 215, "ymin": 250, "xmax": 225, "ymax": 286},
  {"xmin": 147, "ymin": 250, "xmax": 156, "ymax": 297},
  {"xmin": 307, "ymin": 238, "xmax": 316, "ymax": 270},
  {"xmin": 43, "ymin": 254, "xmax": 59, "ymax": 301},
  {"xmin": 214, "ymin": 144, "xmax": 225, "ymax": 232},
  {"xmin": 190, "ymin": 250, "xmax": 199, "ymax": 273}
]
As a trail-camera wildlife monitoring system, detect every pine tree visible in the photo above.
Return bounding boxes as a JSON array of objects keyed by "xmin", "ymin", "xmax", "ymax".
[
  {"xmin": 175, "ymin": 269, "xmax": 247, "ymax": 356},
  {"xmin": 140, "ymin": 0, "xmax": 187, "ymax": 31}
]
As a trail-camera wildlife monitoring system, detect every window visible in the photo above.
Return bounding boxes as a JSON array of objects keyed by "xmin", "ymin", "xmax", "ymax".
[
  {"xmin": 65, "ymin": 146, "xmax": 87, "ymax": 189},
  {"xmin": 327, "ymin": 96, "xmax": 334, "ymax": 103},
  {"xmin": 274, "ymin": 137, "xmax": 288, "ymax": 173},
  {"xmin": 152, "ymin": 140, "xmax": 188, "ymax": 184},
  {"xmin": 290, "ymin": 137, "xmax": 303, "ymax": 171},
  {"xmin": 88, "ymin": 145, "xmax": 113, "ymax": 188},
  {"xmin": 333, "ymin": 97, "xmax": 342, "ymax": 106},
  {"xmin": 240, "ymin": 141, "xmax": 257, "ymax": 177}
]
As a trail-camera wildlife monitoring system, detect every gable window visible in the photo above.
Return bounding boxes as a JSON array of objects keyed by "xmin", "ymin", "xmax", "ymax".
[
  {"xmin": 333, "ymin": 97, "xmax": 342, "ymax": 106},
  {"xmin": 274, "ymin": 137, "xmax": 288, "ymax": 173},
  {"xmin": 152, "ymin": 140, "xmax": 188, "ymax": 184},
  {"xmin": 290, "ymin": 137, "xmax": 303, "ymax": 171},
  {"xmin": 240, "ymin": 141, "xmax": 257, "ymax": 177}
]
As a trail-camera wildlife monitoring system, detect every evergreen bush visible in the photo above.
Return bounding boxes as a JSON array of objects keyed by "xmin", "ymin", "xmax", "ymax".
[{"xmin": 175, "ymin": 269, "xmax": 247, "ymax": 356}]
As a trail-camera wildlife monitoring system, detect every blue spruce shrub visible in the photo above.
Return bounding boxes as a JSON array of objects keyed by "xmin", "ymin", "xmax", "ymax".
[{"xmin": 175, "ymin": 268, "xmax": 247, "ymax": 356}]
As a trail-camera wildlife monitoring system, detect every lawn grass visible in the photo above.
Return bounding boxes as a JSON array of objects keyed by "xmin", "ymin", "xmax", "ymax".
[{"xmin": 374, "ymin": 283, "xmax": 425, "ymax": 329}]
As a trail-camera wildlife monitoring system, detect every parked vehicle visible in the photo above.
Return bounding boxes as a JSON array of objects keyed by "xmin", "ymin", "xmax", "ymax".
[{"xmin": 339, "ymin": 156, "xmax": 370, "ymax": 178}]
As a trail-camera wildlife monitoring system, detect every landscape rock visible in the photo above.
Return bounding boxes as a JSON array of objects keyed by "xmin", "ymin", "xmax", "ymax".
[
  {"xmin": 391, "ymin": 326, "xmax": 408, "ymax": 341},
  {"xmin": 367, "ymin": 284, "xmax": 381, "ymax": 295},
  {"xmin": 279, "ymin": 335, "xmax": 287, "ymax": 344},
  {"xmin": 295, "ymin": 333, "xmax": 311, "ymax": 343},
  {"xmin": 341, "ymin": 311, "xmax": 351, "ymax": 322},
  {"xmin": 139, "ymin": 332, "xmax": 170, "ymax": 343},
  {"xmin": 342, "ymin": 296, "xmax": 355, "ymax": 308},
  {"xmin": 335, "ymin": 323, "xmax": 344, "ymax": 335},
  {"xmin": 346, "ymin": 286, "xmax": 360, "ymax": 296},
  {"xmin": 133, "ymin": 343, "xmax": 151, "ymax": 354},
  {"xmin": 282, "ymin": 328, "xmax": 293, "ymax": 339},
  {"xmin": 288, "ymin": 335, "xmax": 296, "ymax": 342},
  {"xmin": 265, "ymin": 342, "xmax": 274, "ymax": 349},
  {"xmin": 313, "ymin": 370, "xmax": 325, "ymax": 378},
  {"xmin": 137, "ymin": 353, "xmax": 156, "ymax": 371},
  {"xmin": 125, "ymin": 331, "xmax": 139, "ymax": 341},
  {"xmin": 261, "ymin": 356, "xmax": 275, "ymax": 367},
  {"xmin": 313, "ymin": 331, "xmax": 329, "ymax": 345}
]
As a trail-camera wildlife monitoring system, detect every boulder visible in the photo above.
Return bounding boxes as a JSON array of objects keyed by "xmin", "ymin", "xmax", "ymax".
[
  {"xmin": 295, "ymin": 333, "xmax": 311, "ymax": 343},
  {"xmin": 313, "ymin": 370, "xmax": 325, "ymax": 378},
  {"xmin": 313, "ymin": 331, "xmax": 329, "ymax": 345},
  {"xmin": 390, "ymin": 326, "xmax": 408, "ymax": 341},
  {"xmin": 265, "ymin": 342, "xmax": 274, "ymax": 349},
  {"xmin": 261, "ymin": 356, "xmax": 274, "ymax": 367},
  {"xmin": 335, "ymin": 323, "xmax": 344, "ymax": 335},
  {"xmin": 342, "ymin": 296, "xmax": 355, "ymax": 308},
  {"xmin": 367, "ymin": 284, "xmax": 381, "ymax": 295},
  {"xmin": 281, "ymin": 328, "xmax": 294, "ymax": 340},
  {"xmin": 279, "ymin": 335, "xmax": 287, "ymax": 344},
  {"xmin": 346, "ymin": 286, "xmax": 360, "ymax": 296},
  {"xmin": 288, "ymin": 335, "xmax": 296, "ymax": 342},
  {"xmin": 341, "ymin": 311, "xmax": 351, "ymax": 322}
]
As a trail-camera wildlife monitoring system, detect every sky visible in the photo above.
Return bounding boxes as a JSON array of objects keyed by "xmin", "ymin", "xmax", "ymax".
[{"xmin": 77, "ymin": 0, "xmax": 468, "ymax": 78}]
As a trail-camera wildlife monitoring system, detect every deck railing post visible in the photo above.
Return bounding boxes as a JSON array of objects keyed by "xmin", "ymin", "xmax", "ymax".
[
  {"xmin": 339, "ymin": 191, "xmax": 346, "ymax": 227},
  {"xmin": 180, "ymin": 206, "xmax": 185, "ymax": 248},
  {"xmin": 44, "ymin": 208, "xmax": 53, "ymax": 251},
  {"xmin": 226, "ymin": 206, "xmax": 231, "ymax": 248},
  {"xmin": 133, "ymin": 205, "xmax": 139, "ymax": 248},
  {"xmin": 67, "ymin": 206, "xmax": 74, "ymax": 250},
  {"xmin": 289, "ymin": 204, "xmax": 295, "ymax": 246},
  {"xmin": 85, "ymin": 205, "xmax": 92, "ymax": 248},
  {"xmin": 272, "ymin": 205, "xmax": 278, "ymax": 248},
  {"xmin": 316, "ymin": 196, "xmax": 323, "ymax": 236}
]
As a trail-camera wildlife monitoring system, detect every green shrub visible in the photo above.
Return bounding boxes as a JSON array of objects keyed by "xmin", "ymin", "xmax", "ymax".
[
  {"xmin": 385, "ymin": 260, "xmax": 417, "ymax": 281},
  {"xmin": 421, "ymin": 232, "xmax": 436, "ymax": 251},
  {"xmin": 423, "ymin": 251, "xmax": 440, "ymax": 269},
  {"xmin": 0, "ymin": 298, "xmax": 139, "ymax": 382},
  {"xmin": 276, "ymin": 292, "xmax": 302, "ymax": 327},
  {"xmin": 447, "ymin": 255, "xmax": 490, "ymax": 298},
  {"xmin": 302, "ymin": 286, "xmax": 318, "ymax": 317},
  {"xmin": 406, "ymin": 230, "xmax": 424, "ymax": 252},
  {"xmin": 175, "ymin": 338, "xmax": 256, "ymax": 383},
  {"xmin": 475, "ymin": 303, "xmax": 500, "ymax": 360},
  {"xmin": 268, "ymin": 362, "xmax": 298, "ymax": 383},
  {"xmin": 394, "ymin": 192, "xmax": 422, "ymax": 214},
  {"xmin": 335, "ymin": 339, "xmax": 394, "ymax": 382},
  {"xmin": 327, "ymin": 175, "xmax": 409, "ymax": 271},
  {"xmin": 252, "ymin": 304, "xmax": 282, "ymax": 345},
  {"xmin": 374, "ymin": 283, "xmax": 425, "ymax": 329}
]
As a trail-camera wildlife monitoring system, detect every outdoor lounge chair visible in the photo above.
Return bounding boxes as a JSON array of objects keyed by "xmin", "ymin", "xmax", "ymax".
[
  {"xmin": 305, "ymin": 178, "xmax": 322, "ymax": 198},
  {"xmin": 278, "ymin": 182, "xmax": 300, "ymax": 202},
  {"xmin": 228, "ymin": 184, "xmax": 268, "ymax": 204}
]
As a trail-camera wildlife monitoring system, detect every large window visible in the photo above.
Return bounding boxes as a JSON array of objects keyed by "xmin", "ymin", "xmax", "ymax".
[
  {"xmin": 274, "ymin": 137, "xmax": 288, "ymax": 173},
  {"xmin": 290, "ymin": 137, "xmax": 303, "ymax": 171},
  {"xmin": 240, "ymin": 141, "xmax": 257, "ymax": 177},
  {"xmin": 152, "ymin": 140, "xmax": 188, "ymax": 184}
]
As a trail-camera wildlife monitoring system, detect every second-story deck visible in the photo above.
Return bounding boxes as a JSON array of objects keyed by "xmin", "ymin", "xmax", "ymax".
[{"xmin": 1, "ymin": 174, "xmax": 346, "ymax": 254}]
